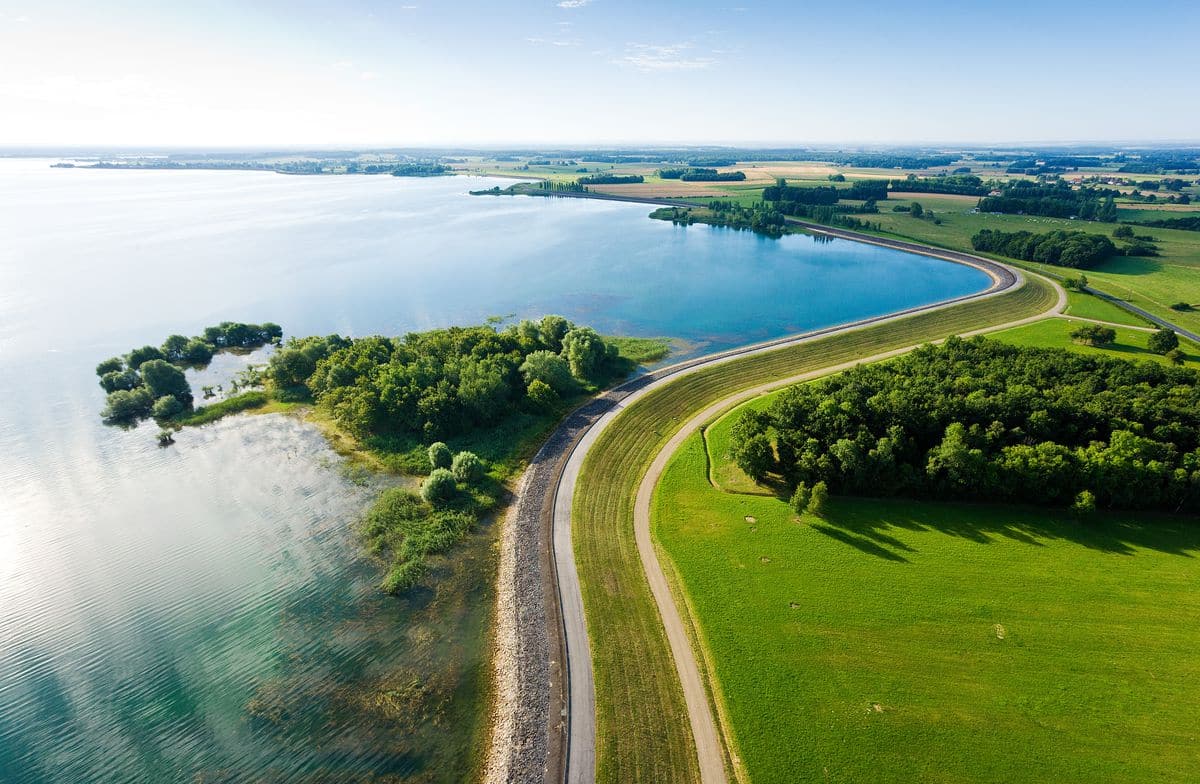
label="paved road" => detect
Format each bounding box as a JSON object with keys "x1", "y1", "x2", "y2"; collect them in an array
[
  {"x1": 529, "y1": 233, "x2": 1027, "y2": 784},
  {"x1": 1082, "y1": 286, "x2": 1200, "y2": 343}
]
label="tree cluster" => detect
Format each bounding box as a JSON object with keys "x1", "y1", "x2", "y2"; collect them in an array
[
  {"x1": 730, "y1": 338, "x2": 1200, "y2": 512},
  {"x1": 888, "y1": 174, "x2": 990, "y2": 196},
  {"x1": 265, "y1": 316, "x2": 624, "y2": 440},
  {"x1": 971, "y1": 229, "x2": 1116, "y2": 269},
  {"x1": 576, "y1": 174, "x2": 644, "y2": 185},
  {"x1": 977, "y1": 181, "x2": 1118, "y2": 221}
]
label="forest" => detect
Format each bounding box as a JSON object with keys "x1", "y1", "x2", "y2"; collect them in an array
[
  {"x1": 888, "y1": 174, "x2": 990, "y2": 196},
  {"x1": 730, "y1": 338, "x2": 1200, "y2": 513},
  {"x1": 577, "y1": 173, "x2": 644, "y2": 185}
]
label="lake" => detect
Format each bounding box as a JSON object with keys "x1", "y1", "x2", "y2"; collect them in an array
[{"x1": 0, "y1": 160, "x2": 989, "y2": 782}]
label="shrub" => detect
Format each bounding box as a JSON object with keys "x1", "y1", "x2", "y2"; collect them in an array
[
  {"x1": 527, "y1": 379, "x2": 558, "y2": 410},
  {"x1": 99, "y1": 368, "x2": 141, "y2": 394},
  {"x1": 807, "y1": 481, "x2": 829, "y2": 516},
  {"x1": 789, "y1": 483, "x2": 811, "y2": 514},
  {"x1": 1147, "y1": 329, "x2": 1179, "y2": 355},
  {"x1": 96, "y1": 357, "x2": 123, "y2": 376},
  {"x1": 427, "y1": 441, "x2": 452, "y2": 471},
  {"x1": 421, "y1": 468, "x2": 457, "y2": 504},
  {"x1": 451, "y1": 451, "x2": 484, "y2": 484},
  {"x1": 139, "y1": 359, "x2": 192, "y2": 403},
  {"x1": 520, "y1": 350, "x2": 575, "y2": 392},
  {"x1": 127, "y1": 345, "x2": 166, "y2": 369},
  {"x1": 1166, "y1": 348, "x2": 1185, "y2": 366},
  {"x1": 152, "y1": 394, "x2": 185, "y2": 419},
  {"x1": 102, "y1": 387, "x2": 154, "y2": 422},
  {"x1": 1072, "y1": 489, "x2": 1097, "y2": 516},
  {"x1": 1113, "y1": 225, "x2": 1135, "y2": 238},
  {"x1": 182, "y1": 338, "x2": 215, "y2": 365},
  {"x1": 1170, "y1": 302, "x2": 1194, "y2": 312}
]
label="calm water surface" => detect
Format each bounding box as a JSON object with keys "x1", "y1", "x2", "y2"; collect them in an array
[{"x1": 0, "y1": 160, "x2": 988, "y2": 782}]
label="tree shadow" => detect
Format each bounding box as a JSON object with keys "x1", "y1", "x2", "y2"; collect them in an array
[
  {"x1": 815, "y1": 496, "x2": 1200, "y2": 560},
  {"x1": 810, "y1": 524, "x2": 911, "y2": 563}
]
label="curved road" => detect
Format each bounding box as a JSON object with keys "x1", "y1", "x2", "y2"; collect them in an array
[{"x1": 535, "y1": 233, "x2": 1036, "y2": 784}]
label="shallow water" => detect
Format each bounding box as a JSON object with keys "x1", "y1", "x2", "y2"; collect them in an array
[{"x1": 0, "y1": 160, "x2": 989, "y2": 782}]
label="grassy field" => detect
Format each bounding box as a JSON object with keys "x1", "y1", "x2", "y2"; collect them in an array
[
  {"x1": 572, "y1": 277, "x2": 1058, "y2": 782},
  {"x1": 654, "y1": 432, "x2": 1200, "y2": 783},
  {"x1": 1063, "y1": 290, "x2": 1149, "y2": 326},
  {"x1": 992, "y1": 317, "x2": 1200, "y2": 370}
]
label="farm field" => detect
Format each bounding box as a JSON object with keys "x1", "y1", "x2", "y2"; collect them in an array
[
  {"x1": 571, "y1": 277, "x2": 1058, "y2": 782},
  {"x1": 654, "y1": 431, "x2": 1200, "y2": 784},
  {"x1": 991, "y1": 317, "x2": 1200, "y2": 369}
]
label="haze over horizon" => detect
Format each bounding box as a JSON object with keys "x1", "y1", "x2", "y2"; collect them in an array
[{"x1": 2, "y1": 0, "x2": 1198, "y2": 148}]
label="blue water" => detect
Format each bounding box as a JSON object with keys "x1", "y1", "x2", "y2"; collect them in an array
[{"x1": 0, "y1": 159, "x2": 988, "y2": 783}]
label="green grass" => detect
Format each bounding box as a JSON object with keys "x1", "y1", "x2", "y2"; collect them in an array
[
  {"x1": 604, "y1": 335, "x2": 673, "y2": 365},
  {"x1": 1063, "y1": 290, "x2": 1150, "y2": 326},
  {"x1": 991, "y1": 318, "x2": 1200, "y2": 370},
  {"x1": 174, "y1": 390, "x2": 269, "y2": 425},
  {"x1": 573, "y1": 277, "x2": 1058, "y2": 783},
  {"x1": 654, "y1": 431, "x2": 1200, "y2": 783}
]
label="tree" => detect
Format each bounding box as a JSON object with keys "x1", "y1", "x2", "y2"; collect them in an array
[
  {"x1": 1070, "y1": 324, "x2": 1116, "y2": 347},
  {"x1": 451, "y1": 451, "x2": 484, "y2": 483},
  {"x1": 102, "y1": 387, "x2": 154, "y2": 422},
  {"x1": 561, "y1": 327, "x2": 608, "y2": 380},
  {"x1": 520, "y1": 350, "x2": 575, "y2": 393},
  {"x1": 1113, "y1": 225, "x2": 1134, "y2": 238},
  {"x1": 152, "y1": 394, "x2": 185, "y2": 419},
  {"x1": 458, "y1": 356, "x2": 509, "y2": 422},
  {"x1": 161, "y1": 334, "x2": 190, "y2": 362},
  {"x1": 182, "y1": 338, "x2": 214, "y2": 365},
  {"x1": 421, "y1": 468, "x2": 457, "y2": 505},
  {"x1": 96, "y1": 357, "x2": 123, "y2": 376},
  {"x1": 127, "y1": 345, "x2": 166, "y2": 369},
  {"x1": 790, "y1": 482, "x2": 811, "y2": 514},
  {"x1": 527, "y1": 379, "x2": 558, "y2": 409},
  {"x1": 1166, "y1": 348, "x2": 1185, "y2": 366},
  {"x1": 1071, "y1": 489, "x2": 1097, "y2": 516},
  {"x1": 909, "y1": 201, "x2": 924, "y2": 218},
  {"x1": 427, "y1": 441, "x2": 452, "y2": 470},
  {"x1": 1148, "y1": 328, "x2": 1179, "y2": 354},
  {"x1": 807, "y1": 481, "x2": 829, "y2": 516},
  {"x1": 99, "y1": 368, "x2": 141, "y2": 394},
  {"x1": 733, "y1": 432, "x2": 774, "y2": 481},
  {"x1": 139, "y1": 359, "x2": 192, "y2": 404},
  {"x1": 539, "y1": 315, "x2": 571, "y2": 351}
]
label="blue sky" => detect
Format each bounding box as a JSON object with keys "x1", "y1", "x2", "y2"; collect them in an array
[{"x1": 2, "y1": 0, "x2": 1197, "y2": 147}]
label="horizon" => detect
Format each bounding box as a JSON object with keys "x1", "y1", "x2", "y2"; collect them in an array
[{"x1": 2, "y1": 0, "x2": 1197, "y2": 147}]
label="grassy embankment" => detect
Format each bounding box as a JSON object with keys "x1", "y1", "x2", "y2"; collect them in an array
[
  {"x1": 572, "y1": 277, "x2": 1058, "y2": 783},
  {"x1": 654, "y1": 430, "x2": 1200, "y2": 783}
]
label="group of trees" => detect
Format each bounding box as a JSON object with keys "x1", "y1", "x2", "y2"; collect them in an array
[
  {"x1": 577, "y1": 174, "x2": 644, "y2": 185},
  {"x1": 730, "y1": 337, "x2": 1200, "y2": 512},
  {"x1": 977, "y1": 181, "x2": 1119, "y2": 221},
  {"x1": 390, "y1": 163, "x2": 450, "y2": 177},
  {"x1": 658, "y1": 167, "x2": 746, "y2": 182},
  {"x1": 971, "y1": 229, "x2": 1117, "y2": 269},
  {"x1": 96, "y1": 321, "x2": 282, "y2": 424},
  {"x1": 888, "y1": 174, "x2": 990, "y2": 196},
  {"x1": 265, "y1": 316, "x2": 625, "y2": 441}
]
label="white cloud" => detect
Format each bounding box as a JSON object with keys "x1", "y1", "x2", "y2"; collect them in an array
[
  {"x1": 359, "y1": 71, "x2": 380, "y2": 80},
  {"x1": 557, "y1": 0, "x2": 591, "y2": 8},
  {"x1": 613, "y1": 43, "x2": 715, "y2": 72}
]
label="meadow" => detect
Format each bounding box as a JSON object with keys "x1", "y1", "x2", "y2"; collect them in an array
[
  {"x1": 654, "y1": 431, "x2": 1200, "y2": 783},
  {"x1": 571, "y1": 278, "x2": 1058, "y2": 782}
]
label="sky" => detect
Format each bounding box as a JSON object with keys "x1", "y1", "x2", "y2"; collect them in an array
[{"x1": 1, "y1": 0, "x2": 1198, "y2": 148}]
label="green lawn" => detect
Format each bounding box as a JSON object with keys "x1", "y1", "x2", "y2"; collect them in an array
[
  {"x1": 1063, "y1": 290, "x2": 1150, "y2": 326},
  {"x1": 654, "y1": 431, "x2": 1200, "y2": 784},
  {"x1": 991, "y1": 318, "x2": 1200, "y2": 370},
  {"x1": 573, "y1": 278, "x2": 1058, "y2": 782}
]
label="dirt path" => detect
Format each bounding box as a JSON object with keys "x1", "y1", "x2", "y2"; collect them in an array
[{"x1": 629, "y1": 274, "x2": 1066, "y2": 784}]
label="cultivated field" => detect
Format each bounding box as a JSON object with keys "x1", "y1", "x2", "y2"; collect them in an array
[
  {"x1": 654, "y1": 431, "x2": 1200, "y2": 783},
  {"x1": 572, "y1": 277, "x2": 1058, "y2": 782}
]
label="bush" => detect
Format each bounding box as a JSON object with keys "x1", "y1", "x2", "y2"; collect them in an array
[
  {"x1": 1148, "y1": 329, "x2": 1179, "y2": 354},
  {"x1": 421, "y1": 468, "x2": 457, "y2": 504},
  {"x1": 1170, "y1": 302, "x2": 1194, "y2": 312},
  {"x1": 789, "y1": 483, "x2": 811, "y2": 514},
  {"x1": 139, "y1": 359, "x2": 193, "y2": 403},
  {"x1": 1166, "y1": 348, "x2": 1185, "y2": 366},
  {"x1": 520, "y1": 350, "x2": 575, "y2": 393},
  {"x1": 102, "y1": 387, "x2": 154, "y2": 422},
  {"x1": 427, "y1": 441, "x2": 452, "y2": 470},
  {"x1": 152, "y1": 394, "x2": 185, "y2": 419},
  {"x1": 1071, "y1": 324, "x2": 1116, "y2": 346},
  {"x1": 96, "y1": 357, "x2": 123, "y2": 376},
  {"x1": 527, "y1": 379, "x2": 559, "y2": 409},
  {"x1": 1113, "y1": 225, "x2": 1135, "y2": 238},
  {"x1": 451, "y1": 451, "x2": 484, "y2": 484},
  {"x1": 807, "y1": 481, "x2": 829, "y2": 516},
  {"x1": 127, "y1": 345, "x2": 166, "y2": 369},
  {"x1": 182, "y1": 338, "x2": 215, "y2": 365},
  {"x1": 99, "y1": 368, "x2": 141, "y2": 394},
  {"x1": 1071, "y1": 489, "x2": 1097, "y2": 516}
]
